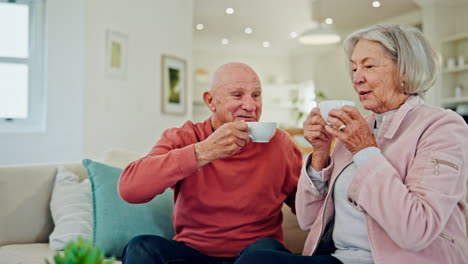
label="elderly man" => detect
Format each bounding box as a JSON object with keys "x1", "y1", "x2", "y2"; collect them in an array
[{"x1": 118, "y1": 62, "x2": 302, "y2": 264}]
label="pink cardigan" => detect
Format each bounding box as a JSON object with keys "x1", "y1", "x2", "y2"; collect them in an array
[{"x1": 296, "y1": 96, "x2": 468, "y2": 264}]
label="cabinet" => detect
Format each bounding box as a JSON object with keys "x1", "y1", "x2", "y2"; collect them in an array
[{"x1": 440, "y1": 32, "x2": 468, "y2": 107}]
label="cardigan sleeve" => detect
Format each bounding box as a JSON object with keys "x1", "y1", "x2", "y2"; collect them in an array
[
  {"x1": 347, "y1": 111, "x2": 468, "y2": 251},
  {"x1": 296, "y1": 153, "x2": 335, "y2": 231}
]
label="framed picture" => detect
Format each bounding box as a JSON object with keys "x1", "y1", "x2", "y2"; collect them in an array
[
  {"x1": 106, "y1": 30, "x2": 128, "y2": 79},
  {"x1": 161, "y1": 54, "x2": 187, "y2": 115}
]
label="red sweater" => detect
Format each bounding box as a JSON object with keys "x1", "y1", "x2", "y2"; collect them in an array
[{"x1": 118, "y1": 118, "x2": 302, "y2": 257}]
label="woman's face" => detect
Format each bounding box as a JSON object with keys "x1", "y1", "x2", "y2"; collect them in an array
[{"x1": 351, "y1": 39, "x2": 409, "y2": 113}]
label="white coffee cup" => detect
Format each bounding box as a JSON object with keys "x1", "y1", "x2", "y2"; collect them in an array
[
  {"x1": 319, "y1": 100, "x2": 356, "y2": 122},
  {"x1": 247, "y1": 122, "x2": 277, "y2": 143}
]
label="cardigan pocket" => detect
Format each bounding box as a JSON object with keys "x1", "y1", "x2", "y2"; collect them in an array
[
  {"x1": 428, "y1": 150, "x2": 460, "y2": 177},
  {"x1": 439, "y1": 232, "x2": 455, "y2": 244},
  {"x1": 431, "y1": 158, "x2": 459, "y2": 176}
]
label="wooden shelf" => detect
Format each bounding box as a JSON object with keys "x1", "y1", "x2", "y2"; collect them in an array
[
  {"x1": 442, "y1": 96, "x2": 468, "y2": 106},
  {"x1": 442, "y1": 32, "x2": 468, "y2": 43},
  {"x1": 443, "y1": 65, "x2": 468, "y2": 73}
]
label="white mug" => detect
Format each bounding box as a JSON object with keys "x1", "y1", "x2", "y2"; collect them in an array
[
  {"x1": 246, "y1": 122, "x2": 277, "y2": 143},
  {"x1": 319, "y1": 100, "x2": 356, "y2": 123},
  {"x1": 447, "y1": 57, "x2": 456, "y2": 69},
  {"x1": 458, "y1": 56, "x2": 465, "y2": 67}
]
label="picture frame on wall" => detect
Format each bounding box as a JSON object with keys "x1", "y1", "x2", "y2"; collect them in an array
[
  {"x1": 106, "y1": 30, "x2": 128, "y2": 79},
  {"x1": 161, "y1": 54, "x2": 187, "y2": 115}
]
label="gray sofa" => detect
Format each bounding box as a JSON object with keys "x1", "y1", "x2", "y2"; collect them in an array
[{"x1": 0, "y1": 150, "x2": 308, "y2": 264}]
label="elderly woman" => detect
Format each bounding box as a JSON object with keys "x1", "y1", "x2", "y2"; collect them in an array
[{"x1": 236, "y1": 24, "x2": 468, "y2": 264}]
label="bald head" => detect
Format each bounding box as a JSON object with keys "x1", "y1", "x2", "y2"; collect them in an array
[
  {"x1": 210, "y1": 62, "x2": 261, "y2": 94},
  {"x1": 203, "y1": 62, "x2": 263, "y2": 129}
]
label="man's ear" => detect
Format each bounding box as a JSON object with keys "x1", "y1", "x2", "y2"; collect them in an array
[{"x1": 203, "y1": 91, "x2": 215, "y2": 112}]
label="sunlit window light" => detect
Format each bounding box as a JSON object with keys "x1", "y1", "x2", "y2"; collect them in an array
[{"x1": 0, "y1": 3, "x2": 29, "y2": 58}]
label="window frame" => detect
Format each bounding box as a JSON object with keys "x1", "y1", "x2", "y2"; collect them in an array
[{"x1": 0, "y1": 0, "x2": 46, "y2": 133}]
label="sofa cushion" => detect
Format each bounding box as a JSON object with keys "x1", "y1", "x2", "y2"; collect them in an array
[
  {"x1": 103, "y1": 149, "x2": 143, "y2": 168},
  {"x1": 83, "y1": 159, "x2": 174, "y2": 259},
  {"x1": 0, "y1": 243, "x2": 56, "y2": 264},
  {"x1": 281, "y1": 205, "x2": 308, "y2": 254},
  {"x1": 0, "y1": 163, "x2": 87, "y2": 247},
  {"x1": 49, "y1": 167, "x2": 93, "y2": 250},
  {"x1": 0, "y1": 243, "x2": 122, "y2": 264}
]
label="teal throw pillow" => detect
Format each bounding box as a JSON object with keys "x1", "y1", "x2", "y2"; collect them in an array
[{"x1": 82, "y1": 159, "x2": 174, "y2": 259}]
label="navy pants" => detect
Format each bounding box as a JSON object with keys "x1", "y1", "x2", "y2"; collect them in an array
[
  {"x1": 236, "y1": 250, "x2": 343, "y2": 264},
  {"x1": 121, "y1": 235, "x2": 291, "y2": 264}
]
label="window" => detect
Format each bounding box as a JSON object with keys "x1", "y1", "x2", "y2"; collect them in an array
[{"x1": 0, "y1": 0, "x2": 45, "y2": 132}]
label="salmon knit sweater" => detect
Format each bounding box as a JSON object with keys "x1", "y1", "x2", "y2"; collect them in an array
[{"x1": 118, "y1": 118, "x2": 303, "y2": 257}]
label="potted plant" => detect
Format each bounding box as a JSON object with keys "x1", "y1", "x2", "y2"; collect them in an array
[
  {"x1": 46, "y1": 237, "x2": 115, "y2": 264},
  {"x1": 290, "y1": 87, "x2": 327, "y2": 127}
]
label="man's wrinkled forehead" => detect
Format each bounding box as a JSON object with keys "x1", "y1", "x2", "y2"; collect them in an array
[
  {"x1": 214, "y1": 80, "x2": 261, "y2": 91},
  {"x1": 211, "y1": 63, "x2": 261, "y2": 91}
]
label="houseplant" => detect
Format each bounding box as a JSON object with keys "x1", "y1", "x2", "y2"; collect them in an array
[
  {"x1": 290, "y1": 87, "x2": 327, "y2": 127},
  {"x1": 46, "y1": 237, "x2": 115, "y2": 264}
]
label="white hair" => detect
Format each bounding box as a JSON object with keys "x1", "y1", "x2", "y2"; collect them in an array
[{"x1": 343, "y1": 24, "x2": 441, "y2": 96}]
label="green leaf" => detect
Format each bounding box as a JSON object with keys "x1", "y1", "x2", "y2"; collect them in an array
[{"x1": 46, "y1": 236, "x2": 116, "y2": 264}]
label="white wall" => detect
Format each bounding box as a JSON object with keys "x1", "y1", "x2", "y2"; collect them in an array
[
  {"x1": 192, "y1": 49, "x2": 294, "y2": 125},
  {"x1": 0, "y1": 0, "x2": 193, "y2": 165},
  {"x1": 290, "y1": 45, "x2": 357, "y2": 102},
  {"x1": 0, "y1": 0, "x2": 84, "y2": 165},
  {"x1": 83, "y1": 0, "x2": 193, "y2": 159}
]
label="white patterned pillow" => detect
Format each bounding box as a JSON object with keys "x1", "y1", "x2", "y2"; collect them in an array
[{"x1": 49, "y1": 166, "x2": 93, "y2": 250}]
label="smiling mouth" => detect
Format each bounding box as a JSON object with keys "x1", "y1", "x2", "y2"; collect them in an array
[{"x1": 236, "y1": 116, "x2": 256, "y2": 121}]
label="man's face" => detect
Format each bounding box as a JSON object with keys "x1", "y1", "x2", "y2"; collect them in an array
[{"x1": 205, "y1": 65, "x2": 262, "y2": 129}]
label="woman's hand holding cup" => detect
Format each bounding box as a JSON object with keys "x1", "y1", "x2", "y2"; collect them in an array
[
  {"x1": 303, "y1": 108, "x2": 333, "y2": 151},
  {"x1": 303, "y1": 108, "x2": 334, "y2": 170},
  {"x1": 325, "y1": 105, "x2": 377, "y2": 155}
]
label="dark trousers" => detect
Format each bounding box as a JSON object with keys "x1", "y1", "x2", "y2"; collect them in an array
[
  {"x1": 121, "y1": 235, "x2": 291, "y2": 264},
  {"x1": 235, "y1": 250, "x2": 343, "y2": 264}
]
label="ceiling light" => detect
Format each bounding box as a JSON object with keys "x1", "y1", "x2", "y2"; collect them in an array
[
  {"x1": 195, "y1": 23, "x2": 204, "y2": 30},
  {"x1": 244, "y1": 27, "x2": 253, "y2": 34},
  {"x1": 299, "y1": 0, "x2": 341, "y2": 45},
  {"x1": 372, "y1": 1, "x2": 381, "y2": 7},
  {"x1": 221, "y1": 38, "x2": 229, "y2": 45},
  {"x1": 299, "y1": 24, "x2": 341, "y2": 45},
  {"x1": 290, "y1": 32, "x2": 298, "y2": 38},
  {"x1": 225, "y1": 7, "x2": 234, "y2": 14},
  {"x1": 262, "y1": 41, "x2": 270, "y2": 48},
  {"x1": 325, "y1": 18, "x2": 333, "y2": 25}
]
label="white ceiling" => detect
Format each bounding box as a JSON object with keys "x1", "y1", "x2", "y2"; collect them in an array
[{"x1": 193, "y1": 0, "x2": 420, "y2": 53}]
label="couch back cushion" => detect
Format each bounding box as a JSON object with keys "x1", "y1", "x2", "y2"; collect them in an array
[{"x1": 0, "y1": 163, "x2": 86, "y2": 246}]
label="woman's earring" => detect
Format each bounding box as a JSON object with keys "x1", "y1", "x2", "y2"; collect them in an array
[{"x1": 401, "y1": 81, "x2": 405, "y2": 88}]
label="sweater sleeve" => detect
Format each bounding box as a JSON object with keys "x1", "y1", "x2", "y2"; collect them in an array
[
  {"x1": 118, "y1": 126, "x2": 199, "y2": 204},
  {"x1": 282, "y1": 133, "x2": 304, "y2": 214}
]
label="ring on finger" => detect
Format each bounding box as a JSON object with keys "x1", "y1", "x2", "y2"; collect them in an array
[{"x1": 338, "y1": 124, "x2": 346, "y2": 131}]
